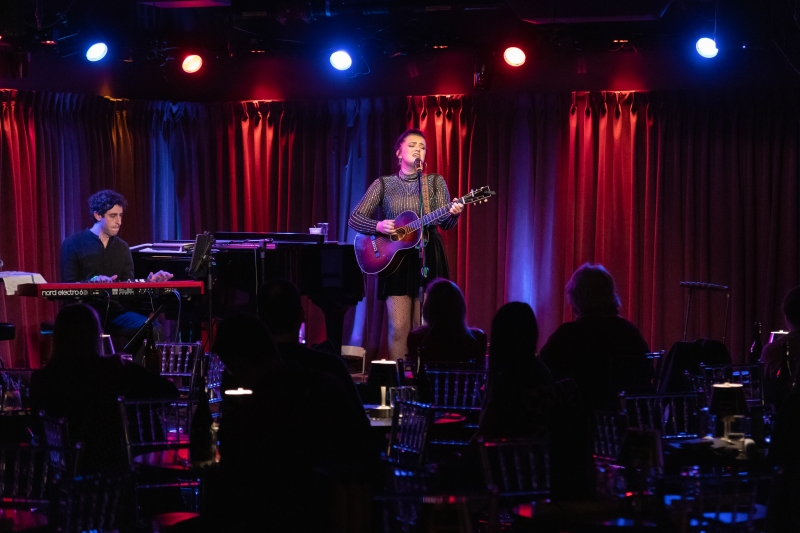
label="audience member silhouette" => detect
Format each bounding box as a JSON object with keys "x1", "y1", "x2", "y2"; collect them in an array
[
  {"x1": 204, "y1": 312, "x2": 378, "y2": 532},
  {"x1": 767, "y1": 379, "x2": 800, "y2": 532},
  {"x1": 478, "y1": 302, "x2": 554, "y2": 439},
  {"x1": 540, "y1": 263, "x2": 652, "y2": 411},
  {"x1": 29, "y1": 303, "x2": 177, "y2": 474},
  {"x1": 477, "y1": 302, "x2": 594, "y2": 500},
  {"x1": 406, "y1": 278, "x2": 487, "y2": 367},
  {"x1": 257, "y1": 277, "x2": 364, "y2": 411},
  {"x1": 760, "y1": 284, "x2": 800, "y2": 379}
]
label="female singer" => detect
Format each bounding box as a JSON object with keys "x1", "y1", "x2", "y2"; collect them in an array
[{"x1": 349, "y1": 128, "x2": 463, "y2": 360}]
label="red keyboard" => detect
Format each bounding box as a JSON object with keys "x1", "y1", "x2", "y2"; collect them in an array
[{"x1": 18, "y1": 281, "x2": 205, "y2": 299}]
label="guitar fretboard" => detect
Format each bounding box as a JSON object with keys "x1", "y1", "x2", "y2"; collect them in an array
[{"x1": 399, "y1": 201, "x2": 460, "y2": 233}]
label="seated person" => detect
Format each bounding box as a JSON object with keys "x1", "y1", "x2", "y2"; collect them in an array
[
  {"x1": 478, "y1": 302, "x2": 556, "y2": 440},
  {"x1": 257, "y1": 278, "x2": 363, "y2": 411},
  {"x1": 477, "y1": 302, "x2": 594, "y2": 500},
  {"x1": 540, "y1": 263, "x2": 652, "y2": 411},
  {"x1": 30, "y1": 304, "x2": 178, "y2": 474},
  {"x1": 204, "y1": 312, "x2": 379, "y2": 531},
  {"x1": 767, "y1": 382, "x2": 800, "y2": 531},
  {"x1": 760, "y1": 285, "x2": 800, "y2": 379},
  {"x1": 60, "y1": 189, "x2": 172, "y2": 338},
  {"x1": 406, "y1": 278, "x2": 487, "y2": 366}
]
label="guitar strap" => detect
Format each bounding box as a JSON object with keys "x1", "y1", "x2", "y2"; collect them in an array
[{"x1": 421, "y1": 173, "x2": 432, "y2": 216}]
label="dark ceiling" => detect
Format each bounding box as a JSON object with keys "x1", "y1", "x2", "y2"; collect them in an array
[
  {"x1": 1, "y1": 0, "x2": 798, "y2": 99},
  {"x1": 0, "y1": 1, "x2": 789, "y2": 64}
]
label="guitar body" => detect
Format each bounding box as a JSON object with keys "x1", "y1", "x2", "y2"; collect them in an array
[
  {"x1": 353, "y1": 210, "x2": 422, "y2": 276},
  {"x1": 353, "y1": 185, "x2": 496, "y2": 276}
]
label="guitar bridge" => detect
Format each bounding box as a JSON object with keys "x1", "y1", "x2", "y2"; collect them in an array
[{"x1": 370, "y1": 235, "x2": 380, "y2": 258}]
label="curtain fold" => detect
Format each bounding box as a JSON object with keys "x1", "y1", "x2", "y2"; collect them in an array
[{"x1": 1, "y1": 88, "x2": 798, "y2": 367}]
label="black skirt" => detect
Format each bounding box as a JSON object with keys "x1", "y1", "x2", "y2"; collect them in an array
[{"x1": 378, "y1": 227, "x2": 449, "y2": 300}]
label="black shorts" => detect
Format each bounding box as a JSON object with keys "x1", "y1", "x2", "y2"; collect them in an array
[{"x1": 377, "y1": 227, "x2": 449, "y2": 300}]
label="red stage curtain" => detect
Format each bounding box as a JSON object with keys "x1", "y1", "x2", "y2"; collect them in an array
[{"x1": 1, "y1": 89, "x2": 798, "y2": 366}]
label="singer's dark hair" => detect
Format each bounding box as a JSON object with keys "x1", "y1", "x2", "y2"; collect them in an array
[{"x1": 394, "y1": 128, "x2": 426, "y2": 168}]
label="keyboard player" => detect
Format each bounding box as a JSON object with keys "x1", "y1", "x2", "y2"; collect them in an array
[{"x1": 60, "y1": 190, "x2": 173, "y2": 337}]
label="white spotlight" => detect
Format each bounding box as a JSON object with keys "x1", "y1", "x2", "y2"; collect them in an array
[
  {"x1": 503, "y1": 47, "x2": 526, "y2": 67},
  {"x1": 696, "y1": 37, "x2": 718, "y2": 58},
  {"x1": 86, "y1": 43, "x2": 108, "y2": 62},
  {"x1": 330, "y1": 50, "x2": 352, "y2": 70},
  {"x1": 182, "y1": 55, "x2": 203, "y2": 73}
]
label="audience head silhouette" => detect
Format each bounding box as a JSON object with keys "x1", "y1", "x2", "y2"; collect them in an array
[
  {"x1": 257, "y1": 278, "x2": 304, "y2": 340},
  {"x1": 784, "y1": 285, "x2": 800, "y2": 330},
  {"x1": 423, "y1": 278, "x2": 468, "y2": 332},
  {"x1": 566, "y1": 263, "x2": 621, "y2": 317},
  {"x1": 489, "y1": 301, "x2": 540, "y2": 369},
  {"x1": 213, "y1": 312, "x2": 279, "y2": 385},
  {"x1": 52, "y1": 303, "x2": 103, "y2": 362}
]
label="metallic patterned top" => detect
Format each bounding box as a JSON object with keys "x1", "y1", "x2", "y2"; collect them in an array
[{"x1": 348, "y1": 172, "x2": 459, "y2": 235}]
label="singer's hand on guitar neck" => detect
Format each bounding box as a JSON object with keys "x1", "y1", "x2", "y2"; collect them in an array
[
  {"x1": 376, "y1": 219, "x2": 396, "y2": 235},
  {"x1": 449, "y1": 199, "x2": 464, "y2": 216}
]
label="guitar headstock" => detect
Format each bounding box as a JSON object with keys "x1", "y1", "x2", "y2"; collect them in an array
[{"x1": 461, "y1": 186, "x2": 496, "y2": 205}]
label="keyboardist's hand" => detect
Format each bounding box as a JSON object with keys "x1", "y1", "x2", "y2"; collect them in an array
[
  {"x1": 147, "y1": 270, "x2": 174, "y2": 282},
  {"x1": 89, "y1": 275, "x2": 117, "y2": 283}
]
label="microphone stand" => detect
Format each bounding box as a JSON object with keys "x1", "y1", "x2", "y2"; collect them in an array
[
  {"x1": 415, "y1": 159, "x2": 427, "y2": 326},
  {"x1": 124, "y1": 304, "x2": 165, "y2": 355}
]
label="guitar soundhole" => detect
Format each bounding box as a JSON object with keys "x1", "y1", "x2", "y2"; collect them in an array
[{"x1": 392, "y1": 229, "x2": 406, "y2": 241}]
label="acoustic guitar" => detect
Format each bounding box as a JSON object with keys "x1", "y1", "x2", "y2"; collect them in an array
[{"x1": 354, "y1": 185, "x2": 496, "y2": 275}]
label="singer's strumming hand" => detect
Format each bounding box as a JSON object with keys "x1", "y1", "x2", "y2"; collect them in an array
[
  {"x1": 449, "y1": 199, "x2": 464, "y2": 216},
  {"x1": 376, "y1": 220, "x2": 396, "y2": 235}
]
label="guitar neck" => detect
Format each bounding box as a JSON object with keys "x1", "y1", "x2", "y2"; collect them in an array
[{"x1": 405, "y1": 202, "x2": 459, "y2": 232}]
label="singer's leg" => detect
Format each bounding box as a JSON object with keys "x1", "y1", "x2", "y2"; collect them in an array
[
  {"x1": 412, "y1": 297, "x2": 421, "y2": 330},
  {"x1": 386, "y1": 295, "x2": 414, "y2": 361}
]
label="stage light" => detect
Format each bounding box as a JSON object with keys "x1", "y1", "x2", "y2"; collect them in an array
[
  {"x1": 86, "y1": 42, "x2": 108, "y2": 62},
  {"x1": 503, "y1": 47, "x2": 526, "y2": 67},
  {"x1": 330, "y1": 50, "x2": 352, "y2": 70},
  {"x1": 695, "y1": 37, "x2": 718, "y2": 58},
  {"x1": 182, "y1": 54, "x2": 203, "y2": 73}
]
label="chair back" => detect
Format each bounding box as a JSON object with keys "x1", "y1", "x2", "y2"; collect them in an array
[
  {"x1": 386, "y1": 400, "x2": 433, "y2": 469},
  {"x1": 0, "y1": 445, "x2": 65, "y2": 509},
  {"x1": 478, "y1": 437, "x2": 550, "y2": 499},
  {"x1": 593, "y1": 410, "x2": 628, "y2": 461},
  {"x1": 206, "y1": 353, "x2": 224, "y2": 406},
  {"x1": 155, "y1": 342, "x2": 204, "y2": 397},
  {"x1": 39, "y1": 412, "x2": 84, "y2": 479},
  {"x1": 120, "y1": 397, "x2": 194, "y2": 452},
  {"x1": 55, "y1": 473, "x2": 130, "y2": 533},
  {"x1": 664, "y1": 471, "x2": 771, "y2": 532},
  {"x1": 479, "y1": 437, "x2": 550, "y2": 533},
  {"x1": 622, "y1": 392, "x2": 702, "y2": 438},
  {"x1": 424, "y1": 369, "x2": 486, "y2": 411}
]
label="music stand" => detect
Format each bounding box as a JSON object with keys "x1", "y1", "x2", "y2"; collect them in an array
[{"x1": 187, "y1": 232, "x2": 216, "y2": 348}]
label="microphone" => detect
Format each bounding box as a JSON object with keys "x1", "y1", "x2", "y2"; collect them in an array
[
  {"x1": 414, "y1": 158, "x2": 423, "y2": 176},
  {"x1": 679, "y1": 281, "x2": 729, "y2": 292}
]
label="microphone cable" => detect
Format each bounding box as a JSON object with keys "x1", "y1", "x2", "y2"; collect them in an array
[{"x1": 171, "y1": 289, "x2": 182, "y2": 343}]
